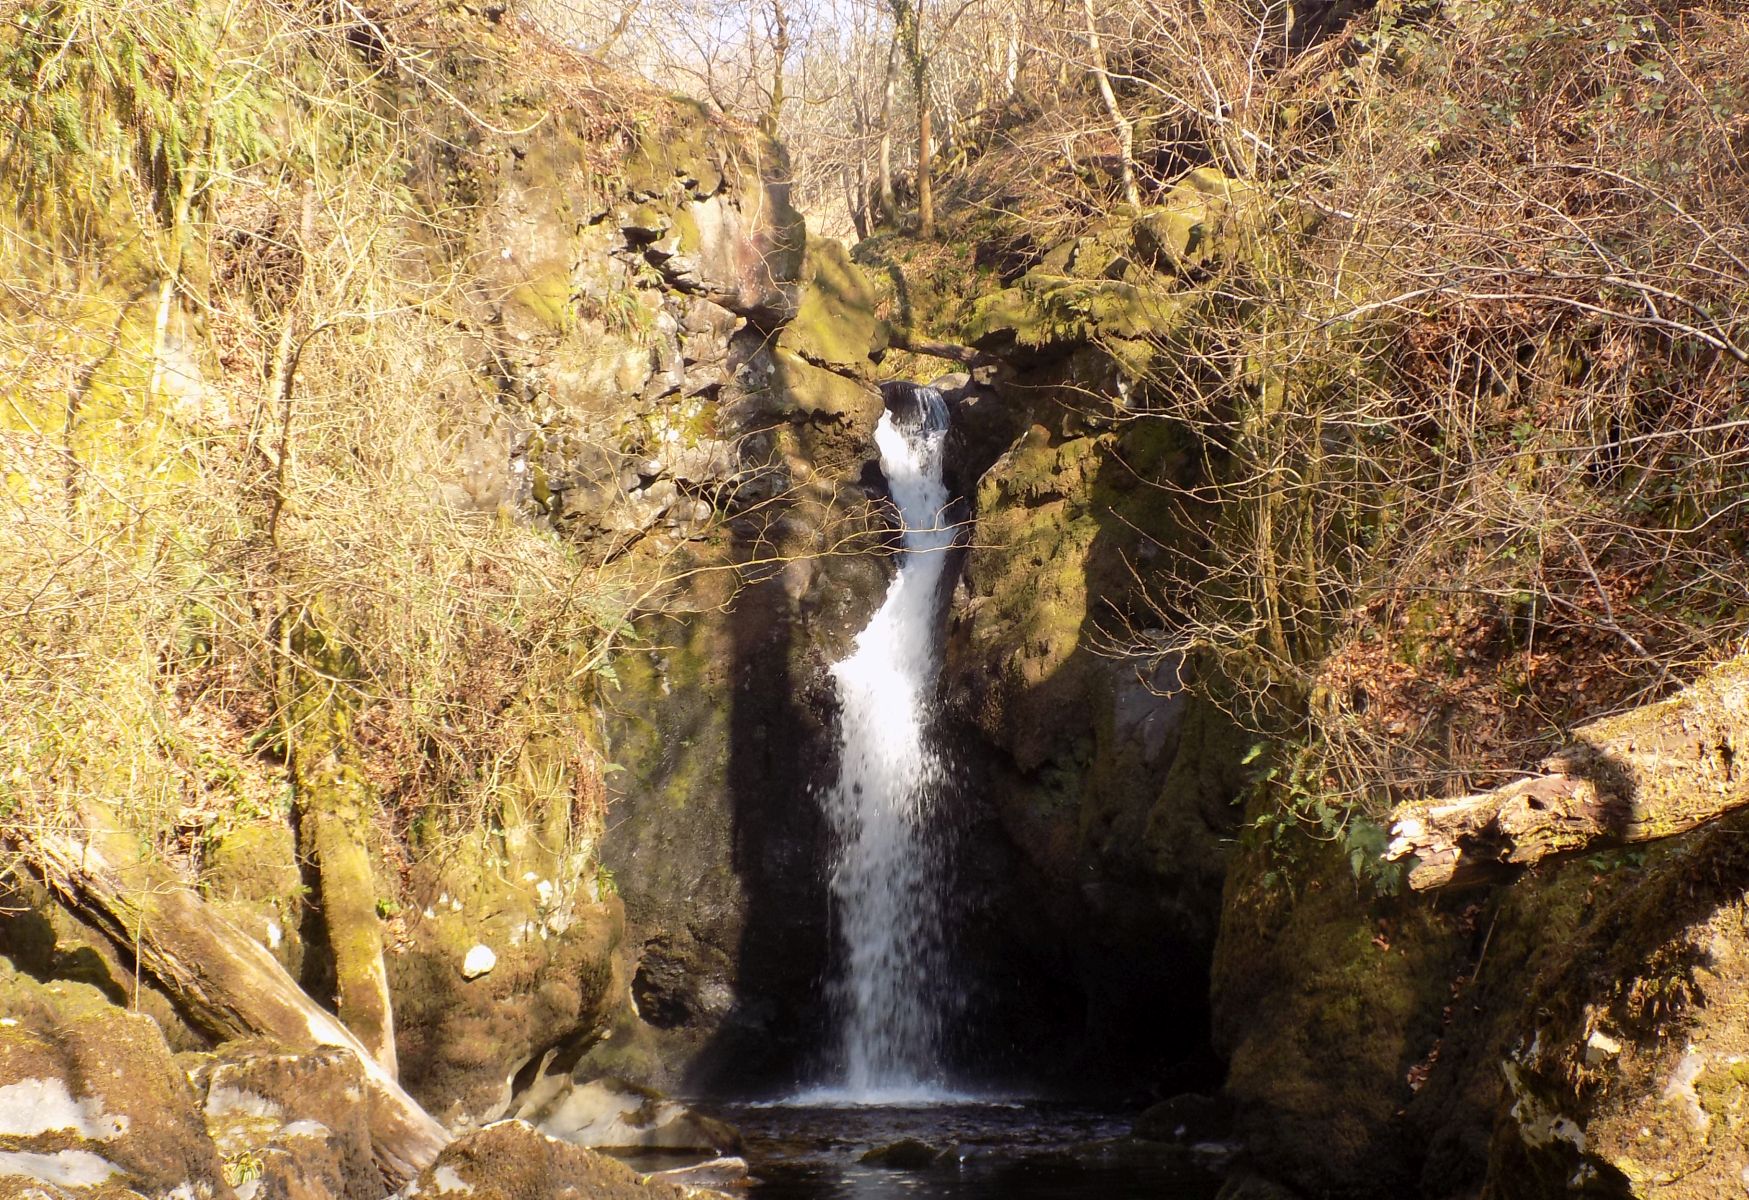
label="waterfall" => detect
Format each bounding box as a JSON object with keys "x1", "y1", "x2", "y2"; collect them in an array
[{"x1": 818, "y1": 384, "x2": 956, "y2": 1103}]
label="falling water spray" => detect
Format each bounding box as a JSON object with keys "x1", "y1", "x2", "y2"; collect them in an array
[{"x1": 818, "y1": 385, "x2": 956, "y2": 1102}]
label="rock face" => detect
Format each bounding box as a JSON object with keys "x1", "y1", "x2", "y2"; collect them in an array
[
  {"x1": 0, "y1": 967, "x2": 231, "y2": 1199},
  {"x1": 928, "y1": 373, "x2": 1247, "y2": 1084},
  {"x1": 567, "y1": 121, "x2": 895, "y2": 1097}
]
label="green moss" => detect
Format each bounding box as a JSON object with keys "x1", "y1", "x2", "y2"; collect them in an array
[
  {"x1": 624, "y1": 100, "x2": 725, "y2": 200},
  {"x1": 203, "y1": 821, "x2": 299, "y2": 905},
  {"x1": 672, "y1": 204, "x2": 702, "y2": 254},
  {"x1": 777, "y1": 239, "x2": 880, "y2": 368},
  {"x1": 964, "y1": 275, "x2": 1187, "y2": 351},
  {"x1": 769, "y1": 350, "x2": 879, "y2": 421},
  {"x1": 966, "y1": 430, "x2": 1112, "y2": 686},
  {"x1": 511, "y1": 272, "x2": 575, "y2": 333},
  {"x1": 609, "y1": 626, "x2": 725, "y2": 813}
]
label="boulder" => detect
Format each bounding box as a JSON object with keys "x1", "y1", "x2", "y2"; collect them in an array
[
  {"x1": 388, "y1": 834, "x2": 622, "y2": 1128},
  {"x1": 0, "y1": 964, "x2": 231, "y2": 1199},
  {"x1": 768, "y1": 350, "x2": 882, "y2": 422},
  {"x1": 644, "y1": 1157, "x2": 751, "y2": 1190},
  {"x1": 404, "y1": 1121, "x2": 699, "y2": 1200},
  {"x1": 190, "y1": 1041, "x2": 377, "y2": 1200},
  {"x1": 511, "y1": 1077, "x2": 741, "y2": 1155},
  {"x1": 858, "y1": 1139, "x2": 945, "y2": 1169},
  {"x1": 775, "y1": 239, "x2": 880, "y2": 369}
]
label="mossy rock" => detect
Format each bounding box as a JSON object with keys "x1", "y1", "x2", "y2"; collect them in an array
[
  {"x1": 0, "y1": 962, "x2": 230, "y2": 1196},
  {"x1": 509, "y1": 271, "x2": 576, "y2": 334},
  {"x1": 769, "y1": 350, "x2": 881, "y2": 423},
  {"x1": 776, "y1": 238, "x2": 880, "y2": 368},
  {"x1": 191, "y1": 1040, "x2": 377, "y2": 1200},
  {"x1": 963, "y1": 275, "x2": 1187, "y2": 351},
  {"x1": 623, "y1": 102, "x2": 724, "y2": 201},
  {"x1": 408, "y1": 1120, "x2": 691, "y2": 1200},
  {"x1": 1131, "y1": 166, "x2": 1260, "y2": 274},
  {"x1": 202, "y1": 818, "x2": 304, "y2": 975},
  {"x1": 1209, "y1": 815, "x2": 1466, "y2": 1198},
  {"x1": 1470, "y1": 815, "x2": 1749, "y2": 1197}
]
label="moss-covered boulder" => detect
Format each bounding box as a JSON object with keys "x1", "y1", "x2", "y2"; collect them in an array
[
  {"x1": 776, "y1": 238, "x2": 882, "y2": 369},
  {"x1": 405, "y1": 1120, "x2": 693, "y2": 1200},
  {"x1": 1209, "y1": 825, "x2": 1467, "y2": 1198},
  {"x1": 190, "y1": 1041, "x2": 377, "y2": 1200},
  {"x1": 0, "y1": 964, "x2": 231, "y2": 1199},
  {"x1": 1469, "y1": 816, "x2": 1749, "y2": 1198},
  {"x1": 769, "y1": 349, "x2": 883, "y2": 423},
  {"x1": 964, "y1": 274, "x2": 1189, "y2": 356},
  {"x1": 390, "y1": 829, "x2": 623, "y2": 1127},
  {"x1": 1131, "y1": 167, "x2": 1255, "y2": 274}
]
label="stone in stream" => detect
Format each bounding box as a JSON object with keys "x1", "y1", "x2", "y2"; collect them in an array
[
  {"x1": 858, "y1": 1138, "x2": 947, "y2": 1169},
  {"x1": 511, "y1": 1075, "x2": 742, "y2": 1155},
  {"x1": 1132, "y1": 1092, "x2": 1234, "y2": 1143},
  {"x1": 645, "y1": 1156, "x2": 752, "y2": 1190}
]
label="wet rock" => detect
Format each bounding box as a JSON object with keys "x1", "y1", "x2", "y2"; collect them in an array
[
  {"x1": 1133, "y1": 1093, "x2": 1233, "y2": 1143},
  {"x1": 404, "y1": 1120, "x2": 697, "y2": 1199},
  {"x1": 858, "y1": 1138, "x2": 945, "y2": 1169},
  {"x1": 0, "y1": 962, "x2": 230, "y2": 1198},
  {"x1": 511, "y1": 1077, "x2": 741, "y2": 1155},
  {"x1": 190, "y1": 1041, "x2": 376, "y2": 1200},
  {"x1": 460, "y1": 945, "x2": 496, "y2": 980},
  {"x1": 644, "y1": 1156, "x2": 751, "y2": 1190},
  {"x1": 1214, "y1": 1171, "x2": 1305, "y2": 1200}
]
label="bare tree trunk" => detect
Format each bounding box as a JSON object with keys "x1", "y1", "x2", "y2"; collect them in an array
[
  {"x1": 890, "y1": 0, "x2": 934, "y2": 237},
  {"x1": 887, "y1": 326, "x2": 982, "y2": 363},
  {"x1": 16, "y1": 811, "x2": 447, "y2": 1181},
  {"x1": 1004, "y1": 7, "x2": 1020, "y2": 97},
  {"x1": 762, "y1": 0, "x2": 789, "y2": 137},
  {"x1": 917, "y1": 90, "x2": 935, "y2": 236},
  {"x1": 878, "y1": 42, "x2": 898, "y2": 225},
  {"x1": 586, "y1": 0, "x2": 642, "y2": 56},
  {"x1": 1081, "y1": 0, "x2": 1139, "y2": 206},
  {"x1": 1386, "y1": 656, "x2": 1749, "y2": 889},
  {"x1": 844, "y1": 163, "x2": 869, "y2": 239}
]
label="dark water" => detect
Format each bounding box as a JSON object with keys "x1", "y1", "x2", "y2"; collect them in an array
[{"x1": 671, "y1": 1102, "x2": 1230, "y2": 1199}]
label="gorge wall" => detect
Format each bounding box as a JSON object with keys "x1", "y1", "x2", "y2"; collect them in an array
[{"x1": 6, "y1": 4, "x2": 1749, "y2": 1199}]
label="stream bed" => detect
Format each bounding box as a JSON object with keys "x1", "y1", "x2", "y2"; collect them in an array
[{"x1": 669, "y1": 1101, "x2": 1230, "y2": 1199}]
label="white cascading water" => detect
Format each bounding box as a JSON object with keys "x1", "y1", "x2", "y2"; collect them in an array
[{"x1": 819, "y1": 386, "x2": 956, "y2": 1102}]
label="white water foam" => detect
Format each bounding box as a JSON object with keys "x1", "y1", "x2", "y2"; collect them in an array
[{"x1": 817, "y1": 387, "x2": 957, "y2": 1102}]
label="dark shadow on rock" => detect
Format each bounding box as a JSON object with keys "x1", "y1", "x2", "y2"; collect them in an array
[
  {"x1": 926, "y1": 364, "x2": 1244, "y2": 1095},
  {"x1": 682, "y1": 549, "x2": 839, "y2": 1095}
]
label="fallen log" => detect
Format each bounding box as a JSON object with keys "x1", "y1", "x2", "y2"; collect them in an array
[
  {"x1": 886, "y1": 326, "x2": 986, "y2": 365},
  {"x1": 1385, "y1": 656, "x2": 1749, "y2": 890},
  {"x1": 15, "y1": 811, "x2": 448, "y2": 1182}
]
